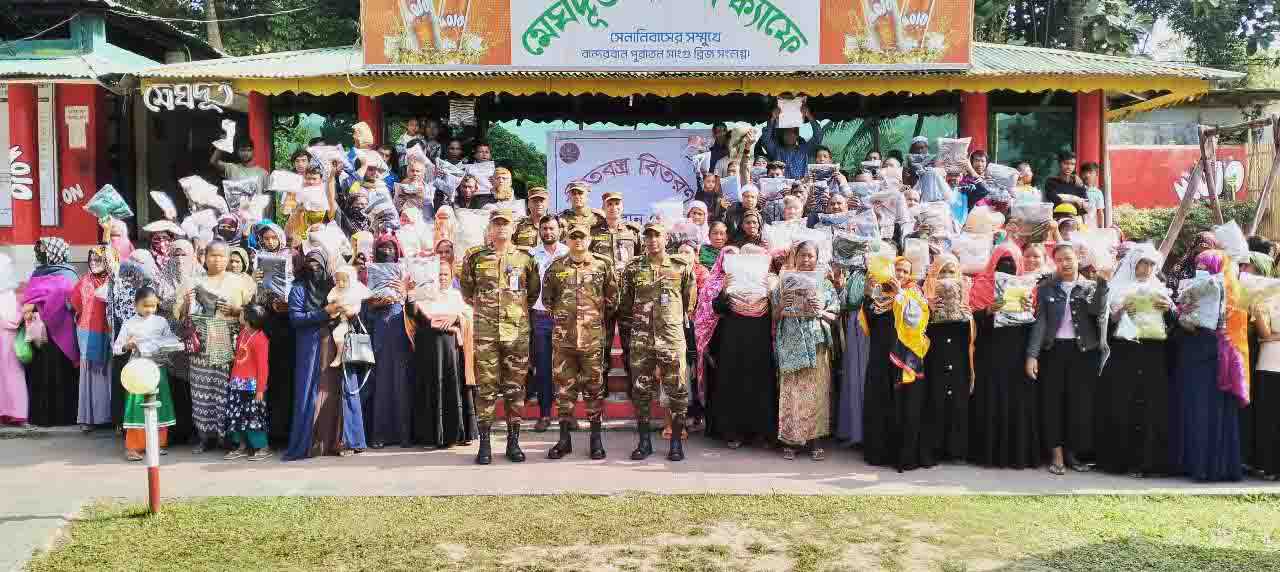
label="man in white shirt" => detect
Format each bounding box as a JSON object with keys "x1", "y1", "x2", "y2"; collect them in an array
[{"x1": 529, "y1": 215, "x2": 569, "y2": 432}]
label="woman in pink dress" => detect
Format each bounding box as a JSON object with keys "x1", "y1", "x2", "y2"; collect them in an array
[{"x1": 0, "y1": 254, "x2": 29, "y2": 426}]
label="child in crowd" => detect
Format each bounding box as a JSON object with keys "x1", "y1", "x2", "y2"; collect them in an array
[
  {"x1": 224, "y1": 303, "x2": 272, "y2": 461},
  {"x1": 327, "y1": 265, "x2": 371, "y2": 368},
  {"x1": 1081, "y1": 162, "x2": 1105, "y2": 227},
  {"x1": 113, "y1": 287, "x2": 177, "y2": 462}
]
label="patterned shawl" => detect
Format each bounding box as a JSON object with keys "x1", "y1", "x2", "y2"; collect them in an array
[
  {"x1": 1200, "y1": 250, "x2": 1250, "y2": 405},
  {"x1": 693, "y1": 246, "x2": 736, "y2": 389}
]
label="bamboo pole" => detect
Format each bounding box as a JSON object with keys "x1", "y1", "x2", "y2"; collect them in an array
[
  {"x1": 1247, "y1": 114, "x2": 1280, "y2": 237},
  {"x1": 1159, "y1": 163, "x2": 1205, "y2": 260},
  {"x1": 1199, "y1": 126, "x2": 1224, "y2": 225},
  {"x1": 1201, "y1": 116, "x2": 1276, "y2": 138}
]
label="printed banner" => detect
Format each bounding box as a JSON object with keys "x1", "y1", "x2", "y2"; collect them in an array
[
  {"x1": 546, "y1": 130, "x2": 709, "y2": 220},
  {"x1": 362, "y1": 0, "x2": 972, "y2": 69}
]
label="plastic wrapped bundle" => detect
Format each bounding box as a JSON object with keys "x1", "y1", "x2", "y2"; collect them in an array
[
  {"x1": 1114, "y1": 285, "x2": 1172, "y2": 341},
  {"x1": 181, "y1": 209, "x2": 219, "y2": 244},
  {"x1": 394, "y1": 182, "x2": 429, "y2": 213},
  {"x1": 765, "y1": 220, "x2": 804, "y2": 255},
  {"x1": 808, "y1": 163, "x2": 840, "y2": 183},
  {"x1": 1076, "y1": 228, "x2": 1121, "y2": 271},
  {"x1": 815, "y1": 209, "x2": 878, "y2": 238},
  {"x1": 1008, "y1": 202, "x2": 1053, "y2": 244},
  {"x1": 724, "y1": 252, "x2": 771, "y2": 305},
  {"x1": 84, "y1": 184, "x2": 134, "y2": 221},
  {"x1": 757, "y1": 177, "x2": 793, "y2": 200},
  {"x1": 453, "y1": 208, "x2": 489, "y2": 255},
  {"x1": 778, "y1": 270, "x2": 824, "y2": 318},
  {"x1": 366, "y1": 262, "x2": 404, "y2": 299},
  {"x1": 255, "y1": 252, "x2": 293, "y2": 301},
  {"x1": 222, "y1": 177, "x2": 261, "y2": 213},
  {"x1": 916, "y1": 201, "x2": 954, "y2": 237},
  {"x1": 915, "y1": 167, "x2": 950, "y2": 203},
  {"x1": 907, "y1": 153, "x2": 935, "y2": 180},
  {"x1": 953, "y1": 232, "x2": 993, "y2": 275},
  {"x1": 929, "y1": 278, "x2": 971, "y2": 323},
  {"x1": 870, "y1": 190, "x2": 904, "y2": 239},
  {"x1": 832, "y1": 231, "x2": 876, "y2": 268},
  {"x1": 150, "y1": 191, "x2": 178, "y2": 220},
  {"x1": 405, "y1": 255, "x2": 442, "y2": 301},
  {"x1": 937, "y1": 137, "x2": 971, "y2": 171},
  {"x1": 1177, "y1": 274, "x2": 1222, "y2": 331},
  {"x1": 1239, "y1": 273, "x2": 1280, "y2": 308},
  {"x1": 179, "y1": 175, "x2": 226, "y2": 213},
  {"x1": 963, "y1": 205, "x2": 1000, "y2": 235},
  {"x1": 465, "y1": 161, "x2": 495, "y2": 194},
  {"x1": 904, "y1": 238, "x2": 930, "y2": 280},
  {"x1": 269, "y1": 170, "x2": 304, "y2": 193},
  {"x1": 193, "y1": 282, "x2": 227, "y2": 316},
  {"x1": 307, "y1": 222, "x2": 351, "y2": 263},
  {"x1": 307, "y1": 144, "x2": 350, "y2": 178},
  {"x1": 985, "y1": 163, "x2": 1020, "y2": 195},
  {"x1": 366, "y1": 188, "x2": 399, "y2": 223},
  {"x1": 993, "y1": 272, "x2": 1037, "y2": 327},
  {"x1": 1213, "y1": 220, "x2": 1249, "y2": 259},
  {"x1": 793, "y1": 227, "x2": 834, "y2": 266}
]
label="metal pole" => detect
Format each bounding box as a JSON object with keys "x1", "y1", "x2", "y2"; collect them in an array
[{"x1": 143, "y1": 394, "x2": 161, "y2": 515}]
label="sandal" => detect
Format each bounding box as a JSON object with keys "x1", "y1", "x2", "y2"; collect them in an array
[
  {"x1": 248, "y1": 449, "x2": 274, "y2": 462},
  {"x1": 223, "y1": 448, "x2": 247, "y2": 461},
  {"x1": 727, "y1": 440, "x2": 742, "y2": 450},
  {"x1": 1048, "y1": 463, "x2": 1066, "y2": 476},
  {"x1": 782, "y1": 448, "x2": 796, "y2": 460},
  {"x1": 810, "y1": 448, "x2": 826, "y2": 462},
  {"x1": 339, "y1": 449, "x2": 355, "y2": 457},
  {"x1": 125, "y1": 451, "x2": 143, "y2": 462}
]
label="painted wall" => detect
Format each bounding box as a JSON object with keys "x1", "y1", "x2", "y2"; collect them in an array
[{"x1": 1108, "y1": 144, "x2": 1247, "y2": 208}]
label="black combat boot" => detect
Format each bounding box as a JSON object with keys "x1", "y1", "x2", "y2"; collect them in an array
[
  {"x1": 631, "y1": 421, "x2": 653, "y2": 460},
  {"x1": 667, "y1": 416, "x2": 685, "y2": 462},
  {"x1": 548, "y1": 420, "x2": 573, "y2": 459},
  {"x1": 475, "y1": 423, "x2": 492, "y2": 465},
  {"x1": 589, "y1": 420, "x2": 606, "y2": 460},
  {"x1": 505, "y1": 422, "x2": 526, "y2": 462}
]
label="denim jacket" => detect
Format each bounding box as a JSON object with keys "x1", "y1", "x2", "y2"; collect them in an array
[{"x1": 1027, "y1": 276, "x2": 1109, "y2": 359}]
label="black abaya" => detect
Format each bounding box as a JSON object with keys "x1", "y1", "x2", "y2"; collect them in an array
[
  {"x1": 1038, "y1": 343, "x2": 1100, "y2": 461},
  {"x1": 264, "y1": 307, "x2": 296, "y2": 444},
  {"x1": 23, "y1": 343, "x2": 78, "y2": 427},
  {"x1": 1250, "y1": 370, "x2": 1280, "y2": 476},
  {"x1": 862, "y1": 307, "x2": 932, "y2": 471},
  {"x1": 923, "y1": 320, "x2": 971, "y2": 462},
  {"x1": 1096, "y1": 339, "x2": 1173, "y2": 475},
  {"x1": 707, "y1": 303, "x2": 777, "y2": 443},
  {"x1": 413, "y1": 324, "x2": 477, "y2": 448},
  {"x1": 969, "y1": 315, "x2": 1041, "y2": 468}
]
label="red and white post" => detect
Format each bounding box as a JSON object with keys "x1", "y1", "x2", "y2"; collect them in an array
[{"x1": 142, "y1": 394, "x2": 161, "y2": 514}]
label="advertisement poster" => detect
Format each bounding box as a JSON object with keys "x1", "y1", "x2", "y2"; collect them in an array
[
  {"x1": 546, "y1": 130, "x2": 709, "y2": 219},
  {"x1": 362, "y1": 0, "x2": 972, "y2": 69}
]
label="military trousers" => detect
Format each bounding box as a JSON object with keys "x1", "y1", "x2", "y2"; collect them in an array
[
  {"x1": 553, "y1": 346, "x2": 605, "y2": 422},
  {"x1": 629, "y1": 346, "x2": 688, "y2": 423},
  {"x1": 474, "y1": 337, "x2": 529, "y2": 425}
]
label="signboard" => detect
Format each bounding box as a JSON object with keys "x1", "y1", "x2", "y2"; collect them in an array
[
  {"x1": 362, "y1": 0, "x2": 972, "y2": 70},
  {"x1": 37, "y1": 83, "x2": 58, "y2": 227},
  {"x1": 546, "y1": 129, "x2": 708, "y2": 219},
  {"x1": 64, "y1": 105, "x2": 89, "y2": 150},
  {"x1": 0, "y1": 84, "x2": 10, "y2": 227},
  {"x1": 143, "y1": 83, "x2": 234, "y2": 114}
]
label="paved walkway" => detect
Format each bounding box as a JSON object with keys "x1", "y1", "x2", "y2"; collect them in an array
[{"x1": 4, "y1": 428, "x2": 1280, "y2": 570}]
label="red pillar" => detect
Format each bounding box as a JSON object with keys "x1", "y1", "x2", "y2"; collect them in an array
[
  {"x1": 958, "y1": 92, "x2": 990, "y2": 153},
  {"x1": 1075, "y1": 90, "x2": 1104, "y2": 166},
  {"x1": 53, "y1": 84, "x2": 105, "y2": 245},
  {"x1": 1, "y1": 83, "x2": 39, "y2": 246},
  {"x1": 357, "y1": 95, "x2": 384, "y2": 144},
  {"x1": 247, "y1": 92, "x2": 272, "y2": 170}
]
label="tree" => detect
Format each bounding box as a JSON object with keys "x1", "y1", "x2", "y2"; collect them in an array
[
  {"x1": 1134, "y1": 0, "x2": 1277, "y2": 72},
  {"x1": 975, "y1": 0, "x2": 1153, "y2": 55},
  {"x1": 485, "y1": 124, "x2": 547, "y2": 188},
  {"x1": 119, "y1": 0, "x2": 359, "y2": 56}
]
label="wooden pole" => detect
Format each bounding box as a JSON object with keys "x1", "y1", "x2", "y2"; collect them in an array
[
  {"x1": 1199, "y1": 126, "x2": 1224, "y2": 225},
  {"x1": 1159, "y1": 163, "x2": 1205, "y2": 260},
  {"x1": 1247, "y1": 114, "x2": 1280, "y2": 237}
]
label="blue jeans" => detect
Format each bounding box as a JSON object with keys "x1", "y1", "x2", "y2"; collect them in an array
[{"x1": 530, "y1": 311, "x2": 555, "y2": 418}]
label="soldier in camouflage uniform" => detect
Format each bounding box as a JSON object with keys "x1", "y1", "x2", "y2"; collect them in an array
[
  {"x1": 541, "y1": 224, "x2": 618, "y2": 460},
  {"x1": 619, "y1": 222, "x2": 697, "y2": 462},
  {"x1": 590, "y1": 191, "x2": 642, "y2": 397},
  {"x1": 560, "y1": 181, "x2": 605, "y2": 231},
  {"x1": 459, "y1": 208, "x2": 542, "y2": 465},
  {"x1": 513, "y1": 187, "x2": 553, "y2": 248}
]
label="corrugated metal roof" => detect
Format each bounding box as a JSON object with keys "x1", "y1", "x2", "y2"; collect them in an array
[
  {"x1": 0, "y1": 53, "x2": 140, "y2": 79},
  {"x1": 136, "y1": 42, "x2": 1242, "y2": 81}
]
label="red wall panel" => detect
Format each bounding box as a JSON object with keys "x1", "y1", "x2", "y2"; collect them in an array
[{"x1": 1108, "y1": 145, "x2": 1247, "y2": 208}]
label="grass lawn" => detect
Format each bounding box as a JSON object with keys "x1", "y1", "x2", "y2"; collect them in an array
[{"x1": 27, "y1": 494, "x2": 1280, "y2": 572}]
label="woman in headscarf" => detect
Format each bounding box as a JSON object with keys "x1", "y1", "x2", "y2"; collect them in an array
[
  {"x1": 21, "y1": 237, "x2": 80, "y2": 427},
  {"x1": 731, "y1": 209, "x2": 767, "y2": 249},
  {"x1": 701, "y1": 246, "x2": 777, "y2": 448},
  {"x1": 69, "y1": 246, "x2": 117, "y2": 430},
  {"x1": 338, "y1": 188, "x2": 373, "y2": 236},
  {"x1": 283, "y1": 249, "x2": 368, "y2": 460},
  {"x1": 968, "y1": 241, "x2": 1041, "y2": 469},
  {"x1": 700, "y1": 222, "x2": 728, "y2": 270},
  {"x1": 106, "y1": 219, "x2": 134, "y2": 261},
  {"x1": 227, "y1": 247, "x2": 252, "y2": 276},
  {"x1": 361, "y1": 233, "x2": 416, "y2": 448},
  {"x1": 407, "y1": 259, "x2": 477, "y2": 448},
  {"x1": 1170, "y1": 249, "x2": 1245, "y2": 481},
  {"x1": 250, "y1": 222, "x2": 296, "y2": 445},
  {"x1": 921, "y1": 253, "x2": 974, "y2": 463},
  {"x1": 862, "y1": 256, "x2": 933, "y2": 472},
  {"x1": 834, "y1": 240, "x2": 872, "y2": 447},
  {"x1": 214, "y1": 213, "x2": 245, "y2": 248},
  {"x1": 1097, "y1": 243, "x2": 1175, "y2": 477},
  {"x1": 174, "y1": 239, "x2": 256, "y2": 453},
  {"x1": 0, "y1": 254, "x2": 29, "y2": 427},
  {"x1": 153, "y1": 237, "x2": 198, "y2": 442},
  {"x1": 1168, "y1": 232, "x2": 1220, "y2": 297},
  {"x1": 772, "y1": 241, "x2": 839, "y2": 461},
  {"x1": 685, "y1": 201, "x2": 711, "y2": 245},
  {"x1": 107, "y1": 252, "x2": 158, "y2": 429}
]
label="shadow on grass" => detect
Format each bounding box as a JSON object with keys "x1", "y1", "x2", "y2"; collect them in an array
[{"x1": 999, "y1": 536, "x2": 1280, "y2": 572}]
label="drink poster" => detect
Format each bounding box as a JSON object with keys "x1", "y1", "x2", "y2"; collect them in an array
[{"x1": 361, "y1": 0, "x2": 972, "y2": 69}]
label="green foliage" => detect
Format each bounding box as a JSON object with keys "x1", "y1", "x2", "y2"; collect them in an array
[
  {"x1": 1112, "y1": 200, "x2": 1257, "y2": 265},
  {"x1": 270, "y1": 112, "x2": 356, "y2": 169},
  {"x1": 485, "y1": 123, "x2": 547, "y2": 188},
  {"x1": 118, "y1": 0, "x2": 359, "y2": 56},
  {"x1": 974, "y1": 0, "x2": 1153, "y2": 53}
]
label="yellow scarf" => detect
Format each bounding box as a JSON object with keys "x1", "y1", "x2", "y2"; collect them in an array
[{"x1": 890, "y1": 286, "x2": 931, "y2": 385}]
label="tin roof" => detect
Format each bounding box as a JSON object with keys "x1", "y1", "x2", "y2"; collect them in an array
[{"x1": 0, "y1": 42, "x2": 159, "y2": 80}]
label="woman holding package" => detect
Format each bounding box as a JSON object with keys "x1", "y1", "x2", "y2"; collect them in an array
[
  {"x1": 772, "y1": 241, "x2": 838, "y2": 461},
  {"x1": 699, "y1": 246, "x2": 777, "y2": 448},
  {"x1": 362, "y1": 233, "x2": 417, "y2": 448},
  {"x1": 69, "y1": 246, "x2": 118, "y2": 430},
  {"x1": 1026, "y1": 243, "x2": 1109, "y2": 475},
  {"x1": 969, "y1": 241, "x2": 1041, "y2": 469},
  {"x1": 284, "y1": 249, "x2": 368, "y2": 460},
  {"x1": 251, "y1": 222, "x2": 297, "y2": 444},
  {"x1": 862, "y1": 257, "x2": 933, "y2": 472},
  {"x1": 1171, "y1": 249, "x2": 1245, "y2": 482},
  {"x1": 174, "y1": 239, "x2": 257, "y2": 453},
  {"x1": 407, "y1": 261, "x2": 477, "y2": 448},
  {"x1": 22, "y1": 237, "x2": 81, "y2": 427},
  {"x1": 731, "y1": 210, "x2": 768, "y2": 249},
  {"x1": 922, "y1": 253, "x2": 974, "y2": 462},
  {"x1": 0, "y1": 255, "x2": 29, "y2": 427},
  {"x1": 1096, "y1": 243, "x2": 1175, "y2": 477}
]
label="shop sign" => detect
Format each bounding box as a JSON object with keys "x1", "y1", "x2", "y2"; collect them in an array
[
  {"x1": 143, "y1": 83, "x2": 234, "y2": 113},
  {"x1": 362, "y1": 0, "x2": 972, "y2": 70}
]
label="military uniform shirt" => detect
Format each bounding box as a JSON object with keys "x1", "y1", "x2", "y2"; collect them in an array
[
  {"x1": 459, "y1": 244, "x2": 541, "y2": 343},
  {"x1": 541, "y1": 253, "x2": 618, "y2": 352},
  {"x1": 619, "y1": 254, "x2": 696, "y2": 353},
  {"x1": 590, "y1": 221, "x2": 643, "y2": 268}
]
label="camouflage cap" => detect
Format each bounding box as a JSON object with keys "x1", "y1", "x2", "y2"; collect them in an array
[
  {"x1": 566, "y1": 181, "x2": 591, "y2": 194},
  {"x1": 566, "y1": 224, "x2": 592, "y2": 238},
  {"x1": 489, "y1": 207, "x2": 515, "y2": 223},
  {"x1": 642, "y1": 221, "x2": 667, "y2": 236},
  {"x1": 527, "y1": 186, "x2": 549, "y2": 199},
  {"x1": 601, "y1": 191, "x2": 623, "y2": 202}
]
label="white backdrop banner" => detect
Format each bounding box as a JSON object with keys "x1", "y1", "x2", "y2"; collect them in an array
[{"x1": 546, "y1": 129, "x2": 709, "y2": 221}]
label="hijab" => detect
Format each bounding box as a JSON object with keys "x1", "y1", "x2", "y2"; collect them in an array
[
  {"x1": 922, "y1": 253, "x2": 971, "y2": 318},
  {"x1": 33, "y1": 237, "x2": 77, "y2": 280},
  {"x1": 969, "y1": 241, "x2": 1024, "y2": 311},
  {"x1": 149, "y1": 230, "x2": 175, "y2": 266},
  {"x1": 374, "y1": 232, "x2": 404, "y2": 263},
  {"x1": 108, "y1": 219, "x2": 134, "y2": 261},
  {"x1": 299, "y1": 249, "x2": 335, "y2": 315},
  {"x1": 253, "y1": 222, "x2": 287, "y2": 254},
  {"x1": 228, "y1": 247, "x2": 252, "y2": 275},
  {"x1": 693, "y1": 246, "x2": 739, "y2": 389},
  {"x1": 1169, "y1": 232, "x2": 1220, "y2": 292},
  {"x1": 1248, "y1": 251, "x2": 1274, "y2": 278},
  {"x1": 215, "y1": 213, "x2": 244, "y2": 247}
]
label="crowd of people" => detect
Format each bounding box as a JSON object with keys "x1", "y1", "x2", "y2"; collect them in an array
[{"x1": 3, "y1": 107, "x2": 1279, "y2": 483}]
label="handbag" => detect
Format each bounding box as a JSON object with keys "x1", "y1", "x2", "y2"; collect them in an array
[
  {"x1": 14, "y1": 327, "x2": 33, "y2": 364},
  {"x1": 24, "y1": 312, "x2": 47, "y2": 347},
  {"x1": 342, "y1": 316, "x2": 376, "y2": 366}
]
